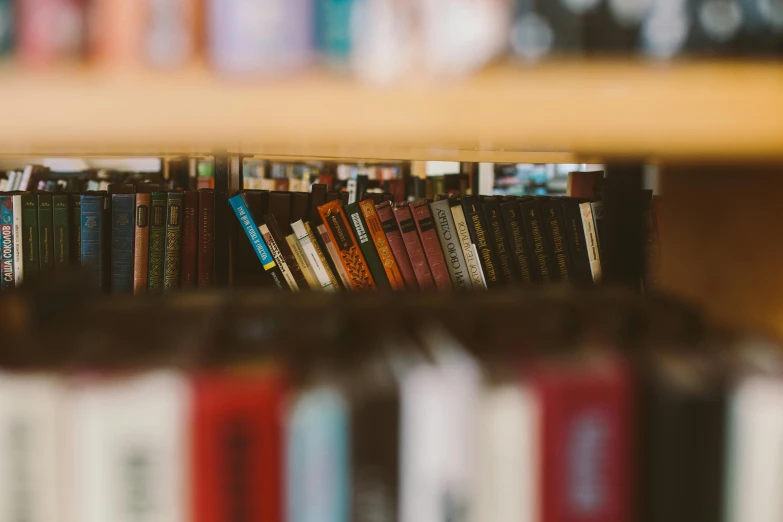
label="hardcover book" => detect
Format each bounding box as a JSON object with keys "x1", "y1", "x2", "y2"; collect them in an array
[
  {"x1": 449, "y1": 202, "x2": 486, "y2": 290},
  {"x1": 482, "y1": 197, "x2": 518, "y2": 285},
  {"x1": 392, "y1": 202, "x2": 434, "y2": 291},
  {"x1": 229, "y1": 194, "x2": 285, "y2": 290},
  {"x1": 264, "y1": 213, "x2": 308, "y2": 291},
  {"x1": 428, "y1": 199, "x2": 472, "y2": 290},
  {"x1": 180, "y1": 190, "x2": 198, "y2": 289},
  {"x1": 540, "y1": 199, "x2": 574, "y2": 283},
  {"x1": 0, "y1": 196, "x2": 15, "y2": 291},
  {"x1": 147, "y1": 192, "x2": 167, "y2": 294},
  {"x1": 580, "y1": 202, "x2": 602, "y2": 283},
  {"x1": 286, "y1": 233, "x2": 321, "y2": 290},
  {"x1": 345, "y1": 202, "x2": 391, "y2": 289},
  {"x1": 560, "y1": 198, "x2": 594, "y2": 286},
  {"x1": 12, "y1": 194, "x2": 22, "y2": 286},
  {"x1": 462, "y1": 196, "x2": 503, "y2": 288},
  {"x1": 163, "y1": 192, "x2": 184, "y2": 292},
  {"x1": 318, "y1": 200, "x2": 376, "y2": 290},
  {"x1": 358, "y1": 199, "x2": 406, "y2": 290},
  {"x1": 197, "y1": 189, "x2": 215, "y2": 287},
  {"x1": 375, "y1": 201, "x2": 418, "y2": 290},
  {"x1": 499, "y1": 200, "x2": 535, "y2": 284},
  {"x1": 520, "y1": 199, "x2": 556, "y2": 283},
  {"x1": 21, "y1": 194, "x2": 39, "y2": 280},
  {"x1": 37, "y1": 194, "x2": 54, "y2": 272},
  {"x1": 110, "y1": 193, "x2": 135, "y2": 294},
  {"x1": 291, "y1": 219, "x2": 337, "y2": 291},
  {"x1": 260, "y1": 222, "x2": 300, "y2": 292},
  {"x1": 317, "y1": 223, "x2": 354, "y2": 290},
  {"x1": 52, "y1": 194, "x2": 70, "y2": 271},
  {"x1": 410, "y1": 199, "x2": 452, "y2": 291},
  {"x1": 70, "y1": 194, "x2": 81, "y2": 265},
  {"x1": 133, "y1": 193, "x2": 151, "y2": 294},
  {"x1": 80, "y1": 194, "x2": 106, "y2": 291}
]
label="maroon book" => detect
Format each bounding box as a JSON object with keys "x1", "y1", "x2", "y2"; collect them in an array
[
  {"x1": 197, "y1": 189, "x2": 214, "y2": 287},
  {"x1": 181, "y1": 190, "x2": 198, "y2": 289},
  {"x1": 392, "y1": 203, "x2": 434, "y2": 291},
  {"x1": 375, "y1": 201, "x2": 418, "y2": 290},
  {"x1": 410, "y1": 199, "x2": 452, "y2": 291}
]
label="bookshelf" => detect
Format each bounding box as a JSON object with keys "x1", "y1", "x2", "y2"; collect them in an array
[{"x1": 0, "y1": 61, "x2": 781, "y2": 161}]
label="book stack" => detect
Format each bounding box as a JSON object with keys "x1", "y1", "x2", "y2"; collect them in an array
[
  {"x1": 0, "y1": 188, "x2": 215, "y2": 293},
  {"x1": 0, "y1": 287, "x2": 777, "y2": 522},
  {"x1": 231, "y1": 186, "x2": 616, "y2": 291}
]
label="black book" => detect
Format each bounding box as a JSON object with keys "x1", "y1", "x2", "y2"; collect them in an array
[
  {"x1": 500, "y1": 200, "x2": 536, "y2": 284},
  {"x1": 326, "y1": 191, "x2": 341, "y2": 203},
  {"x1": 461, "y1": 196, "x2": 503, "y2": 288},
  {"x1": 538, "y1": 198, "x2": 574, "y2": 283},
  {"x1": 583, "y1": 1, "x2": 648, "y2": 53},
  {"x1": 559, "y1": 198, "x2": 594, "y2": 286},
  {"x1": 268, "y1": 191, "x2": 293, "y2": 236},
  {"x1": 290, "y1": 192, "x2": 310, "y2": 224},
  {"x1": 519, "y1": 199, "x2": 556, "y2": 283},
  {"x1": 482, "y1": 196, "x2": 518, "y2": 285},
  {"x1": 37, "y1": 194, "x2": 54, "y2": 272}
]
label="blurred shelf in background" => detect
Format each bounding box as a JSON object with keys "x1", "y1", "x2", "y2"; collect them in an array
[{"x1": 1, "y1": 61, "x2": 782, "y2": 161}]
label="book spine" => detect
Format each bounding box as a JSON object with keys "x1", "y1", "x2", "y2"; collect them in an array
[
  {"x1": 80, "y1": 194, "x2": 105, "y2": 291},
  {"x1": 318, "y1": 200, "x2": 376, "y2": 290},
  {"x1": 197, "y1": 189, "x2": 215, "y2": 287},
  {"x1": 37, "y1": 194, "x2": 54, "y2": 272},
  {"x1": 345, "y1": 202, "x2": 391, "y2": 290},
  {"x1": 375, "y1": 202, "x2": 418, "y2": 290},
  {"x1": 483, "y1": 198, "x2": 518, "y2": 285},
  {"x1": 70, "y1": 194, "x2": 81, "y2": 265},
  {"x1": 450, "y1": 203, "x2": 486, "y2": 290},
  {"x1": 541, "y1": 200, "x2": 574, "y2": 283},
  {"x1": 0, "y1": 196, "x2": 13, "y2": 291},
  {"x1": 110, "y1": 193, "x2": 136, "y2": 294},
  {"x1": 21, "y1": 194, "x2": 39, "y2": 280},
  {"x1": 393, "y1": 203, "x2": 434, "y2": 291},
  {"x1": 591, "y1": 201, "x2": 606, "y2": 263},
  {"x1": 286, "y1": 233, "x2": 321, "y2": 290},
  {"x1": 500, "y1": 201, "x2": 536, "y2": 284},
  {"x1": 292, "y1": 220, "x2": 337, "y2": 291},
  {"x1": 163, "y1": 192, "x2": 184, "y2": 292},
  {"x1": 264, "y1": 214, "x2": 308, "y2": 291},
  {"x1": 133, "y1": 193, "x2": 151, "y2": 294},
  {"x1": 428, "y1": 200, "x2": 472, "y2": 290},
  {"x1": 305, "y1": 222, "x2": 341, "y2": 291},
  {"x1": 520, "y1": 201, "x2": 555, "y2": 284},
  {"x1": 147, "y1": 192, "x2": 167, "y2": 294},
  {"x1": 180, "y1": 190, "x2": 198, "y2": 289},
  {"x1": 260, "y1": 223, "x2": 300, "y2": 292},
  {"x1": 561, "y1": 199, "x2": 594, "y2": 286},
  {"x1": 580, "y1": 202, "x2": 602, "y2": 284},
  {"x1": 410, "y1": 199, "x2": 452, "y2": 291},
  {"x1": 228, "y1": 194, "x2": 284, "y2": 290},
  {"x1": 317, "y1": 223, "x2": 354, "y2": 290},
  {"x1": 12, "y1": 195, "x2": 22, "y2": 286},
  {"x1": 52, "y1": 194, "x2": 70, "y2": 272},
  {"x1": 358, "y1": 200, "x2": 406, "y2": 290},
  {"x1": 462, "y1": 196, "x2": 503, "y2": 288}
]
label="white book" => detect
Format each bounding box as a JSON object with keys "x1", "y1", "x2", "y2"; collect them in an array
[
  {"x1": 0, "y1": 179, "x2": 7, "y2": 192},
  {"x1": 579, "y1": 202, "x2": 602, "y2": 283},
  {"x1": 286, "y1": 233, "x2": 321, "y2": 291},
  {"x1": 19, "y1": 165, "x2": 34, "y2": 191},
  {"x1": 450, "y1": 204, "x2": 486, "y2": 289},
  {"x1": 7, "y1": 171, "x2": 18, "y2": 191},
  {"x1": 12, "y1": 195, "x2": 23, "y2": 286},
  {"x1": 291, "y1": 220, "x2": 336, "y2": 291},
  {"x1": 0, "y1": 373, "x2": 64, "y2": 522},
  {"x1": 259, "y1": 223, "x2": 299, "y2": 291},
  {"x1": 65, "y1": 371, "x2": 190, "y2": 522},
  {"x1": 346, "y1": 179, "x2": 357, "y2": 204},
  {"x1": 317, "y1": 223, "x2": 354, "y2": 290}
]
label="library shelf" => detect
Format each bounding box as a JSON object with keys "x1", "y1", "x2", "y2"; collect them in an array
[{"x1": 0, "y1": 61, "x2": 781, "y2": 161}]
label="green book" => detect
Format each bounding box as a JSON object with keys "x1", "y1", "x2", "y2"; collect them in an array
[
  {"x1": 21, "y1": 194, "x2": 39, "y2": 280},
  {"x1": 163, "y1": 192, "x2": 184, "y2": 292},
  {"x1": 53, "y1": 195, "x2": 71, "y2": 271},
  {"x1": 344, "y1": 202, "x2": 391, "y2": 289},
  {"x1": 70, "y1": 195, "x2": 81, "y2": 265},
  {"x1": 37, "y1": 194, "x2": 54, "y2": 271},
  {"x1": 147, "y1": 192, "x2": 167, "y2": 295}
]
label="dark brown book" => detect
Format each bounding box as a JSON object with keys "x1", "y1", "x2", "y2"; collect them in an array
[
  {"x1": 375, "y1": 201, "x2": 418, "y2": 290},
  {"x1": 197, "y1": 189, "x2": 214, "y2": 287},
  {"x1": 393, "y1": 202, "x2": 435, "y2": 290},
  {"x1": 290, "y1": 192, "x2": 310, "y2": 223},
  {"x1": 268, "y1": 192, "x2": 293, "y2": 235},
  {"x1": 263, "y1": 213, "x2": 309, "y2": 291},
  {"x1": 181, "y1": 190, "x2": 198, "y2": 289},
  {"x1": 133, "y1": 193, "x2": 151, "y2": 294},
  {"x1": 410, "y1": 199, "x2": 452, "y2": 291}
]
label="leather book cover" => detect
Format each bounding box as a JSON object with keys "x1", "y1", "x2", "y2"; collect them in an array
[
  {"x1": 52, "y1": 194, "x2": 70, "y2": 271},
  {"x1": 263, "y1": 213, "x2": 307, "y2": 291},
  {"x1": 318, "y1": 199, "x2": 376, "y2": 290},
  {"x1": 560, "y1": 198, "x2": 594, "y2": 286},
  {"x1": 528, "y1": 357, "x2": 633, "y2": 522},
  {"x1": 21, "y1": 194, "x2": 39, "y2": 280},
  {"x1": 147, "y1": 192, "x2": 167, "y2": 294},
  {"x1": 0, "y1": 195, "x2": 14, "y2": 291},
  {"x1": 37, "y1": 194, "x2": 54, "y2": 272},
  {"x1": 520, "y1": 199, "x2": 556, "y2": 283},
  {"x1": 181, "y1": 190, "x2": 198, "y2": 289},
  {"x1": 163, "y1": 192, "x2": 184, "y2": 292},
  {"x1": 461, "y1": 196, "x2": 503, "y2": 288},
  {"x1": 268, "y1": 191, "x2": 293, "y2": 235},
  {"x1": 197, "y1": 189, "x2": 214, "y2": 288},
  {"x1": 392, "y1": 202, "x2": 434, "y2": 291},
  {"x1": 482, "y1": 197, "x2": 518, "y2": 285},
  {"x1": 133, "y1": 192, "x2": 150, "y2": 294},
  {"x1": 110, "y1": 193, "x2": 135, "y2": 294},
  {"x1": 428, "y1": 199, "x2": 472, "y2": 290},
  {"x1": 229, "y1": 194, "x2": 285, "y2": 291},
  {"x1": 193, "y1": 372, "x2": 286, "y2": 522},
  {"x1": 540, "y1": 199, "x2": 574, "y2": 283},
  {"x1": 80, "y1": 193, "x2": 107, "y2": 291},
  {"x1": 344, "y1": 202, "x2": 391, "y2": 289},
  {"x1": 410, "y1": 199, "x2": 452, "y2": 291},
  {"x1": 358, "y1": 199, "x2": 406, "y2": 290},
  {"x1": 500, "y1": 200, "x2": 536, "y2": 284},
  {"x1": 70, "y1": 194, "x2": 81, "y2": 265},
  {"x1": 375, "y1": 201, "x2": 418, "y2": 290}
]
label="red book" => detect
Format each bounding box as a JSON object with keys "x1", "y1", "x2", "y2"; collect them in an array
[
  {"x1": 193, "y1": 371, "x2": 287, "y2": 522},
  {"x1": 392, "y1": 202, "x2": 434, "y2": 290},
  {"x1": 197, "y1": 189, "x2": 214, "y2": 287},
  {"x1": 181, "y1": 190, "x2": 198, "y2": 289},
  {"x1": 567, "y1": 171, "x2": 604, "y2": 198},
  {"x1": 410, "y1": 199, "x2": 452, "y2": 291},
  {"x1": 375, "y1": 201, "x2": 418, "y2": 290},
  {"x1": 527, "y1": 356, "x2": 633, "y2": 522}
]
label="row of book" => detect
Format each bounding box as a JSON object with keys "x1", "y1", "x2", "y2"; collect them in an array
[
  {"x1": 0, "y1": 189, "x2": 215, "y2": 293},
  {"x1": 232, "y1": 185, "x2": 606, "y2": 292},
  {"x1": 2, "y1": 0, "x2": 779, "y2": 80},
  {"x1": 0, "y1": 288, "x2": 778, "y2": 522}
]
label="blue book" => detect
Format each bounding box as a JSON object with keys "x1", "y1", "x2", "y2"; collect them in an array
[
  {"x1": 0, "y1": 195, "x2": 15, "y2": 291},
  {"x1": 81, "y1": 194, "x2": 106, "y2": 291},
  {"x1": 229, "y1": 193, "x2": 286, "y2": 290},
  {"x1": 111, "y1": 194, "x2": 136, "y2": 294}
]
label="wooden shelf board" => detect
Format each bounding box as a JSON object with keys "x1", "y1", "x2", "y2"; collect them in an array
[{"x1": 1, "y1": 61, "x2": 782, "y2": 160}]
